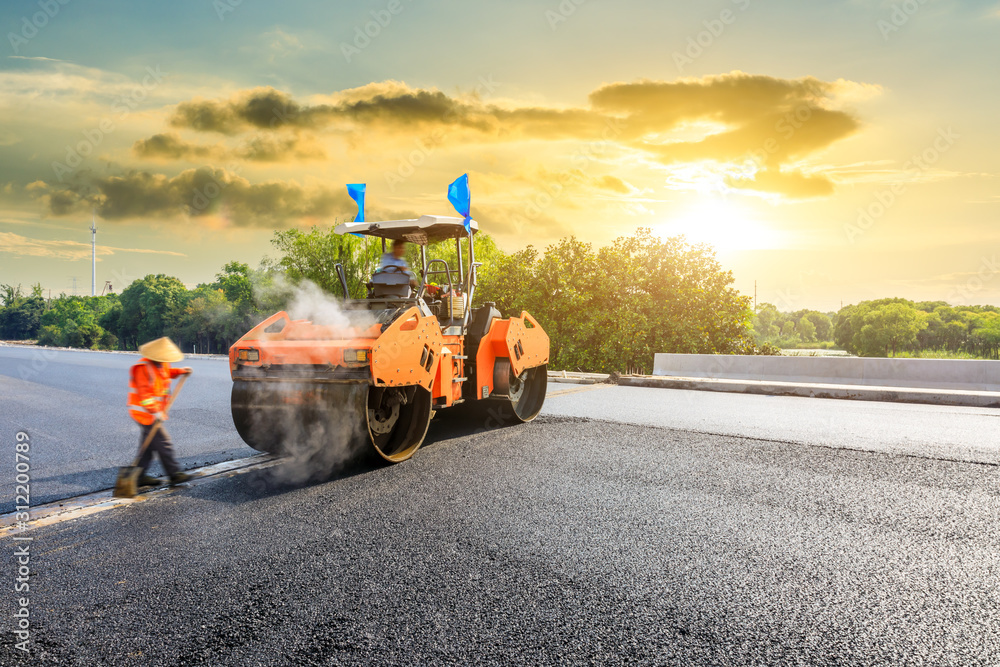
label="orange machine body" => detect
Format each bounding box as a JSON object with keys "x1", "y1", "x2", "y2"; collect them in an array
[{"x1": 229, "y1": 308, "x2": 547, "y2": 410}]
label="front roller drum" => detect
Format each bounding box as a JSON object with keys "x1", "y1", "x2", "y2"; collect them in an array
[
  {"x1": 231, "y1": 380, "x2": 432, "y2": 463},
  {"x1": 490, "y1": 360, "x2": 547, "y2": 424}
]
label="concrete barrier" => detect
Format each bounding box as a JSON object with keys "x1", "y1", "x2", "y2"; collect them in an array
[{"x1": 652, "y1": 354, "x2": 1000, "y2": 392}]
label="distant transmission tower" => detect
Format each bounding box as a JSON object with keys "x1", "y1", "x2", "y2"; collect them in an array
[{"x1": 90, "y1": 211, "x2": 98, "y2": 297}]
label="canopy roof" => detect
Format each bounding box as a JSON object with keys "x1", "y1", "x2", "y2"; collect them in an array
[{"x1": 334, "y1": 215, "x2": 478, "y2": 245}]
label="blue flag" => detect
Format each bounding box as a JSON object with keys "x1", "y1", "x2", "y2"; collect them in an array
[
  {"x1": 447, "y1": 174, "x2": 472, "y2": 233},
  {"x1": 346, "y1": 183, "x2": 365, "y2": 222},
  {"x1": 345, "y1": 183, "x2": 366, "y2": 237}
]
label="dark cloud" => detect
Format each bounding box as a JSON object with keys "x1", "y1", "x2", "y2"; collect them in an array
[
  {"x1": 133, "y1": 133, "x2": 216, "y2": 160},
  {"x1": 133, "y1": 132, "x2": 326, "y2": 163},
  {"x1": 29, "y1": 168, "x2": 354, "y2": 227},
  {"x1": 166, "y1": 84, "x2": 599, "y2": 139}
]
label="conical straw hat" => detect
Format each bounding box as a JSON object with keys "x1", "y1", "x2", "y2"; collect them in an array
[{"x1": 139, "y1": 337, "x2": 184, "y2": 363}]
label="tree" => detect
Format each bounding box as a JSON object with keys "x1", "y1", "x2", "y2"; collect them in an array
[
  {"x1": 471, "y1": 228, "x2": 770, "y2": 373},
  {"x1": 856, "y1": 302, "x2": 926, "y2": 356},
  {"x1": 118, "y1": 275, "x2": 188, "y2": 348},
  {"x1": 167, "y1": 287, "x2": 235, "y2": 354},
  {"x1": 803, "y1": 311, "x2": 831, "y2": 341},
  {"x1": 0, "y1": 295, "x2": 44, "y2": 339},
  {"x1": 270, "y1": 226, "x2": 381, "y2": 298},
  {"x1": 798, "y1": 316, "x2": 817, "y2": 343},
  {"x1": 213, "y1": 261, "x2": 254, "y2": 314}
]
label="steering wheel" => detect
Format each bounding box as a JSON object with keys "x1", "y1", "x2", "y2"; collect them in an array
[{"x1": 380, "y1": 265, "x2": 405, "y2": 274}]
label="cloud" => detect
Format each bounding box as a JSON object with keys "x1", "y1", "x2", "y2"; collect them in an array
[
  {"x1": 0, "y1": 231, "x2": 185, "y2": 260},
  {"x1": 27, "y1": 168, "x2": 415, "y2": 228},
  {"x1": 474, "y1": 203, "x2": 571, "y2": 241},
  {"x1": 474, "y1": 168, "x2": 637, "y2": 210},
  {"x1": 262, "y1": 28, "x2": 303, "y2": 63},
  {"x1": 168, "y1": 83, "x2": 607, "y2": 138},
  {"x1": 132, "y1": 132, "x2": 326, "y2": 162},
  {"x1": 158, "y1": 72, "x2": 874, "y2": 199},
  {"x1": 725, "y1": 168, "x2": 836, "y2": 198},
  {"x1": 133, "y1": 133, "x2": 218, "y2": 160}
]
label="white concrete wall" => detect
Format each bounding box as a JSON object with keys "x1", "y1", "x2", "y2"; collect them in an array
[{"x1": 652, "y1": 354, "x2": 1000, "y2": 392}]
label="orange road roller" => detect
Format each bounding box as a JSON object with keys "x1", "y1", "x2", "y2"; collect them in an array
[{"x1": 229, "y1": 215, "x2": 549, "y2": 463}]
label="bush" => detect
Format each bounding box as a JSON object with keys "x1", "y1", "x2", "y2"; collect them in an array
[{"x1": 36, "y1": 325, "x2": 62, "y2": 347}]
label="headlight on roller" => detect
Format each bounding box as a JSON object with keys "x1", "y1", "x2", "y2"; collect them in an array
[
  {"x1": 237, "y1": 348, "x2": 260, "y2": 362},
  {"x1": 343, "y1": 349, "x2": 369, "y2": 363}
]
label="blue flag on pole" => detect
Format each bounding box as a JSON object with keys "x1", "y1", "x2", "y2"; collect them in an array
[
  {"x1": 346, "y1": 183, "x2": 365, "y2": 222},
  {"x1": 447, "y1": 174, "x2": 472, "y2": 233}
]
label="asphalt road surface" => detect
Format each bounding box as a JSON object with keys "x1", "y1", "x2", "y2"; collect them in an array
[
  {"x1": 0, "y1": 346, "x2": 254, "y2": 510},
  {"x1": 2, "y1": 346, "x2": 999, "y2": 664}
]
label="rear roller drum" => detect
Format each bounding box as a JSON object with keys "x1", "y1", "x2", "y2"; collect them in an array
[
  {"x1": 491, "y1": 360, "x2": 547, "y2": 424},
  {"x1": 366, "y1": 385, "x2": 433, "y2": 463}
]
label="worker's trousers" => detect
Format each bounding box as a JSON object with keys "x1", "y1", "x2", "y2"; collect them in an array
[{"x1": 137, "y1": 423, "x2": 181, "y2": 477}]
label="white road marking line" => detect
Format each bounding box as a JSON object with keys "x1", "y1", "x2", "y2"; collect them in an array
[{"x1": 1, "y1": 454, "x2": 279, "y2": 537}]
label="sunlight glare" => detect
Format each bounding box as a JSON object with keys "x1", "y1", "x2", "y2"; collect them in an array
[{"x1": 654, "y1": 198, "x2": 783, "y2": 253}]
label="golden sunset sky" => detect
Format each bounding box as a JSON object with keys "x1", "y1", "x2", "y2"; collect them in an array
[{"x1": 1, "y1": 0, "x2": 997, "y2": 311}]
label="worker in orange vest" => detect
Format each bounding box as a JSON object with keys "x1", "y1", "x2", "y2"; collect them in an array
[{"x1": 127, "y1": 337, "x2": 193, "y2": 487}]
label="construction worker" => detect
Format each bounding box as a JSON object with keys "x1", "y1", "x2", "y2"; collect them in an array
[{"x1": 127, "y1": 337, "x2": 193, "y2": 487}]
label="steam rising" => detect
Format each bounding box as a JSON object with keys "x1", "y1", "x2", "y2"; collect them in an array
[{"x1": 240, "y1": 277, "x2": 376, "y2": 486}]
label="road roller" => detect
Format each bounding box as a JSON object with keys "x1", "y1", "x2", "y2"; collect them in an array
[{"x1": 229, "y1": 215, "x2": 549, "y2": 463}]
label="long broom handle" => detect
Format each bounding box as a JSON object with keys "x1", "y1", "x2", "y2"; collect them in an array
[{"x1": 132, "y1": 373, "x2": 189, "y2": 465}]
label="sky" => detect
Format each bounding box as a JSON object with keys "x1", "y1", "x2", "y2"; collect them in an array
[{"x1": 0, "y1": 0, "x2": 997, "y2": 312}]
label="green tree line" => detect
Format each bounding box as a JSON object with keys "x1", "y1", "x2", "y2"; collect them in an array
[
  {"x1": 750, "y1": 298, "x2": 1000, "y2": 359},
  {"x1": 1, "y1": 227, "x2": 772, "y2": 373}
]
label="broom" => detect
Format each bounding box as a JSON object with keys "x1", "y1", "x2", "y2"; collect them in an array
[{"x1": 113, "y1": 374, "x2": 188, "y2": 498}]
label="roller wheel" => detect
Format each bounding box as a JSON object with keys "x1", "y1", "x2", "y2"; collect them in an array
[
  {"x1": 366, "y1": 385, "x2": 433, "y2": 463},
  {"x1": 491, "y1": 360, "x2": 547, "y2": 424}
]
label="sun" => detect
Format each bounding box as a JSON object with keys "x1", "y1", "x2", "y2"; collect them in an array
[{"x1": 653, "y1": 198, "x2": 783, "y2": 253}]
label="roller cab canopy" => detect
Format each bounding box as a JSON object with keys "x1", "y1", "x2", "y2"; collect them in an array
[{"x1": 334, "y1": 215, "x2": 478, "y2": 246}]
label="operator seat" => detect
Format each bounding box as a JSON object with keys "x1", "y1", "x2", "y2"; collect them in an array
[{"x1": 368, "y1": 271, "x2": 412, "y2": 298}]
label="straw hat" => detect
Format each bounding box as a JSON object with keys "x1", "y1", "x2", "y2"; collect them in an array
[{"x1": 139, "y1": 337, "x2": 184, "y2": 363}]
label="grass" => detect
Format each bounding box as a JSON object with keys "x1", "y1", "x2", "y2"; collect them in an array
[{"x1": 891, "y1": 349, "x2": 983, "y2": 360}]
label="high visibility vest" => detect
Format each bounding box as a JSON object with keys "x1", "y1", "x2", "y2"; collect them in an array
[{"x1": 127, "y1": 359, "x2": 174, "y2": 425}]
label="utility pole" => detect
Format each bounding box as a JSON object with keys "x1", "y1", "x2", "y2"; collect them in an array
[{"x1": 90, "y1": 211, "x2": 98, "y2": 297}]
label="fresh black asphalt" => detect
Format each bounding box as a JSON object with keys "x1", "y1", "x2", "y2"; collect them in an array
[{"x1": 3, "y1": 407, "x2": 999, "y2": 665}]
